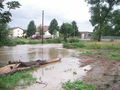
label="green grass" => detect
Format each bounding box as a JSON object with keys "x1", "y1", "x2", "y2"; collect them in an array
[
  {"x1": 63, "y1": 42, "x2": 85, "y2": 49},
  {"x1": 62, "y1": 80, "x2": 96, "y2": 90},
  {"x1": 107, "y1": 52, "x2": 120, "y2": 61},
  {"x1": 15, "y1": 38, "x2": 41, "y2": 44},
  {"x1": 0, "y1": 70, "x2": 36, "y2": 90}
]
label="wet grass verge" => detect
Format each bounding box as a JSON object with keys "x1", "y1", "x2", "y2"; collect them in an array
[
  {"x1": 0, "y1": 70, "x2": 36, "y2": 90},
  {"x1": 62, "y1": 80, "x2": 96, "y2": 90},
  {"x1": 0, "y1": 38, "x2": 63, "y2": 47},
  {"x1": 107, "y1": 52, "x2": 120, "y2": 61}
]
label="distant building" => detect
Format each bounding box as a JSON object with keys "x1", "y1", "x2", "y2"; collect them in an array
[
  {"x1": 36, "y1": 26, "x2": 52, "y2": 39},
  {"x1": 9, "y1": 27, "x2": 25, "y2": 38},
  {"x1": 80, "y1": 31, "x2": 91, "y2": 39}
]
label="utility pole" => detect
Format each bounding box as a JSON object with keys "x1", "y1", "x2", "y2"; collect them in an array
[{"x1": 41, "y1": 10, "x2": 44, "y2": 44}]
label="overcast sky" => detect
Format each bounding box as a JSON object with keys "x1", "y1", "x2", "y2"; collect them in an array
[{"x1": 9, "y1": 0, "x2": 93, "y2": 32}]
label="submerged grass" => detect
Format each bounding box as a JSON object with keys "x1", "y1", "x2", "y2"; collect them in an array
[
  {"x1": 0, "y1": 70, "x2": 36, "y2": 90},
  {"x1": 62, "y1": 80, "x2": 96, "y2": 90}
]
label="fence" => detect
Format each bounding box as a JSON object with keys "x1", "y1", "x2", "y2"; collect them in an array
[{"x1": 101, "y1": 36, "x2": 120, "y2": 41}]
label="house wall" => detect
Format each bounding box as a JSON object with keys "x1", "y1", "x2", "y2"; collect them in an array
[{"x1": 12, "y1": 28, "x2": 24, "y2": 37}]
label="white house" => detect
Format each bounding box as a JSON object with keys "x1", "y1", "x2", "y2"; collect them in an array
[
  {"x1": 9, "y1": 27, "x2": 25, "y2": 38},
  {"x1": 80, "y1": 31, "x2": 90, "y2": 39}
]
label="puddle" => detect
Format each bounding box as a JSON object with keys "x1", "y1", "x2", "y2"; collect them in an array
[{"x1": 18, "y1": 57, "x2": 91, "y2": 90}]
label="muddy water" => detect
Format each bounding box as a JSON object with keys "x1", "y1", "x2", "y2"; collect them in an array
[
  {"x1": 20, "y1": 59, "x2": 91, "y2": 90},
  {"x1": 0, "y1": 44, "x2": 92, "y2": 90},
  {"x1": 0, "y1": 44, "x2": 72, "y2": 64}
]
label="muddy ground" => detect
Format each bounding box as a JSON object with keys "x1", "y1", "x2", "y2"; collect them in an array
[{"x1": 78, "y1": 50, "x2": 120, "y2": 90}]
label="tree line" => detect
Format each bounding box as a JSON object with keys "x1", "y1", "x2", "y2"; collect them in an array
[{"x1": 27, "y1": 19, "x2": 80, "y2": 41}]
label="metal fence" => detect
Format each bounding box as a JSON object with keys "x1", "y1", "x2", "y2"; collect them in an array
[{"x1": 101, "y1": 36, "x2": 120, "y2": 41}]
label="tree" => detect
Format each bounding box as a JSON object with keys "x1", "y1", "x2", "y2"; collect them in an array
[
  {"x1": 0, "y1": 0, "x2": 20, "y2": 42},
  {"x1": 27, "y1": 20, "x2": 36, "y2": 37},
  {"x1": 85, "y1": 0, "x2": 120, "y2": 41},
  {"x1": 60, "y1": 23, "x2": 73, "y2": 41},
  {"x1": 0, "y1": 0, "x2": 20, "y2": 24},
  {"x1": 111, "y1": 10, "x2": 120, "y2": 36},
  {"x1": 49, "y1": 19, "x2": 59, "y2": 35},
  {"x1": 71, "y1": 21, "x2": 79, "y2": 36},
  {"x1": 0, "y1": 24, "x2": 9, "y2": 42}
]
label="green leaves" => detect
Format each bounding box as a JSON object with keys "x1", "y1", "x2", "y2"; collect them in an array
[
  {"x1": 85, "y1": 0, "x2": 120, "y2": 41},
  {"x1": 27, "y1": 20, "x2": 36, "y2": 37},
  {"x1": 0, "y1": 1, "x2": 20, "y2": 23},
  {"x1": 49, "y1": 18, "x2": 59, "y2": 35},
  {"x1": 6, "y1": 1, "x2": 21, "y2": 9}
]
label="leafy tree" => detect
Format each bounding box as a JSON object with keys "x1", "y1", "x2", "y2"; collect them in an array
[
  {"x1": 60, "y1": 23, "x2": 73, "y2": 41},
  {"x1": 85, "y1": 0, "x2": 120, "y2": 41},
  {"x1": 0, "y1": 0, "x2": 20, "y2": 42},
  {"x1": 0, "y1": 24, "x2": 9, "y2": 42},
  {"x1": 71, "y1": 21, "x2": 79, "y2": 36},
  {"x1": 27, "y1": 20, "x2": 36, "y2": 37},
  {"x1": 49, "y1": 19, "x2": 59, "y2": 35},
  {"x1": 0, "y1": 0, "x2": 20, "y2": 24},
  {"x1": 111, "y1": 9, "x2": 120, "y2": 36}
]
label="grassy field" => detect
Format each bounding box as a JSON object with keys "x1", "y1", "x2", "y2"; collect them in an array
[{"x1": 63, "y1": 40, "x2": 120, "y2": 61}]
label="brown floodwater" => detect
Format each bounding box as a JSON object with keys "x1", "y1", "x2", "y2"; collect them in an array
[
  {"x1": 0, "y1": 44, "x2": 72, "y2": 64},
  {"x1": 0, "y1": 44, "x2": 91, "y2": 90}
]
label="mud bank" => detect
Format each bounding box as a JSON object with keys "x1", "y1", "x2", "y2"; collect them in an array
[{"x1": 79, "y1": 53, "x2": 120, "y2": 90}]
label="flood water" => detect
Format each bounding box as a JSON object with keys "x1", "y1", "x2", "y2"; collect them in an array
[
  {"x1": 0, "y1": 44, "x2": 91, "y2": 90},
  {"x1": 0, "y1": 44, "x2": 72, "y2": 64}
]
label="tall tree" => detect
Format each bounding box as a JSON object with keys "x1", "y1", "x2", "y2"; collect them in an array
[
  {"x1": 27, "y1": 20, "x2": 36, "y2": 37},
  {"x1": 71, "y1": 21, "x2": 79, "y2": 36},
  {"x1": 85, "y1": 0, "x2": 120, "y2": 41},
  {"x1": 0, "y1": 0, "x2": 20, "y2": 24},
  {"x1": 49, "y1": 19, "x2": 59, "y2": 35},
  {"x1": 0, "y1": 0, "x2": 20, "y2": 42},
  {"x1": 60, "y1": 23, "x2": 73, "y2": 41},
  {"x1": 111, "y1": 9, "x2": 120, "y2": 36}
]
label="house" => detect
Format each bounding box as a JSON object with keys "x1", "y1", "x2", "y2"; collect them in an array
[
  {"x1": 80, "y1": 31, "x2": 90, "y2": 39},
  {"x1": 9, "y1": 27, "x2": 25, "y2": 38},
  {"x1": 35, "y1": 26, "x2": 53, "y2": 39}
]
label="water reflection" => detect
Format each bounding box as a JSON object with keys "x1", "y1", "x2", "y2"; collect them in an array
[{"x1": 0, "y1": 44, "x2": 71, "y2": 64}]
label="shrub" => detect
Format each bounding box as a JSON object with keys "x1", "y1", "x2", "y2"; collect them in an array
[
  {"x1": 67, "y1": 38, "x2": 80, "y2": 43},
  {"x1": 63, "y1": 42, "x2": 85, "y2": 49},
  {"x1": 45, "y1": 38, "x2": 62, "y2": 43}
]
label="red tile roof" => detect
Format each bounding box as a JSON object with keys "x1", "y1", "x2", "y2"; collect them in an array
[{"x1": 37, "y1": 26, "x2": 49, "y2": 32}]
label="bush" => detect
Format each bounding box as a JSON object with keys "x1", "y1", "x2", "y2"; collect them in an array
[
  {"x1": 0, "y1": 38, "x2": 17, "y2": 47},
  {"x1": 63, "y1": 42, "x2": 85, "y2": 49},
  {"x1": 67, "y1": 38, "x2": 80, "y2": 43},
  {"x1": 45, "y1": 38, "x2": 62, "y2": 43}
]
